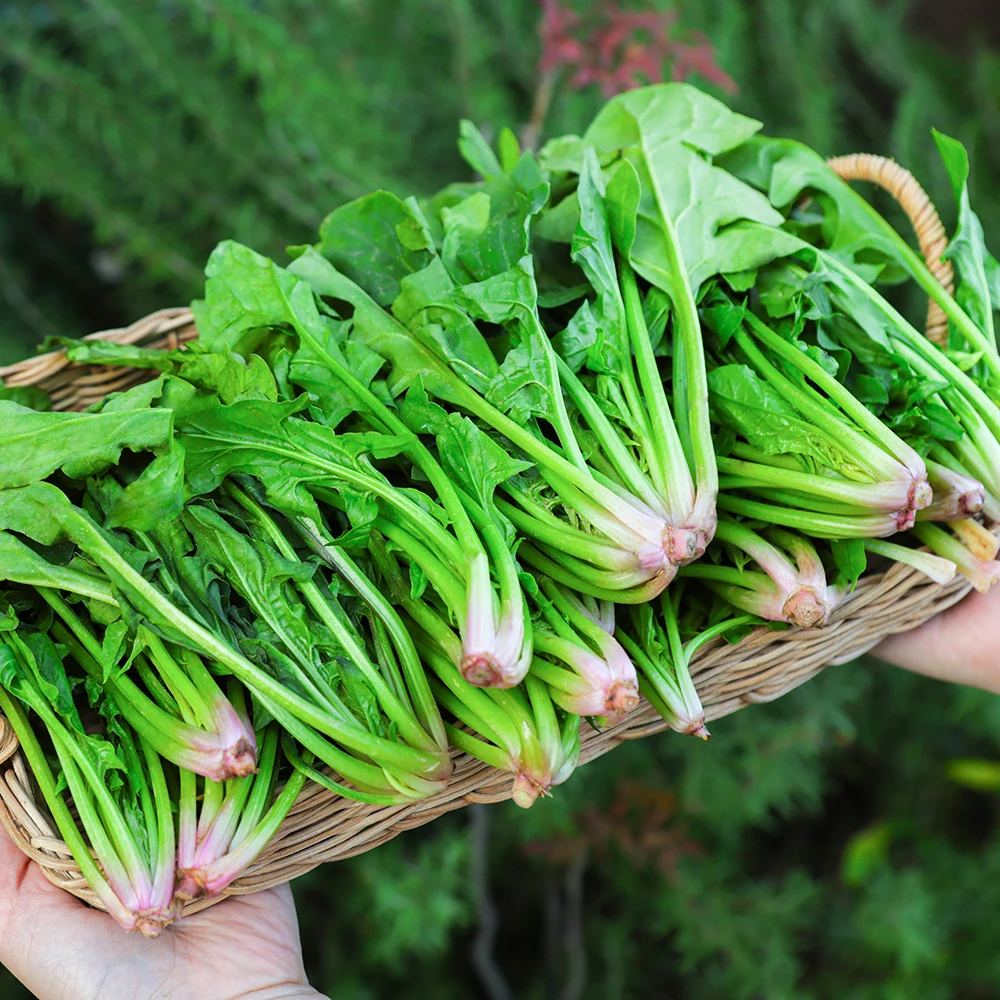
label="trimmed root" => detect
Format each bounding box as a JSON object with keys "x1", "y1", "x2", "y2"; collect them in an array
[
  {"x1": 461, "y1": 653, "x2": 505, "y2": 688},
  {"x1": 782, "y1": 587, "x2": 829, "y2": 628}
]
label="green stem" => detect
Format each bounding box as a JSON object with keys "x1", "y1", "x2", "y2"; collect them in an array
[{"x1": 620, "y1": 258, "x2": 694, "y2": 512}]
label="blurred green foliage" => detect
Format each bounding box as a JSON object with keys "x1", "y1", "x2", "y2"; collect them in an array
[{"x1": 2, "y1": 1, "x2": 1000, "y2": 997}]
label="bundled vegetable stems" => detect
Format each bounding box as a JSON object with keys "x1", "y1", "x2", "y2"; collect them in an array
[{"x1": 0, "y1": 81, "x2": 998, "y2": 934}]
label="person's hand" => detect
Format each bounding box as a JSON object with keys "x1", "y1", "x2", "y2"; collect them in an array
[
  {"x1": 0, "y1": 825, "x2": 326, "y2": 1000},
  {"x1": 874, "y1": 586, "x2": 1000, "y2": 693}
]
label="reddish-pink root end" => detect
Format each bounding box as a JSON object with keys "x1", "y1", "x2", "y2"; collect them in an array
[
  {"x1": 685, "y1": 720, "x2": 711, "y2": 741},
  {"x1": 461, "y1": 653, "x2": 504, "y2": 688},
  {"x1": 606, "y1": 681, "x2": 640, "y2": 718},
  {"x1": 132, "y1": 902, "x2": 182, "y2": 938},
  {"x1": 896, "y1": 508, "x2": 917, "y2": 531},
  {"x1": 222, "y1": 738, "x2": 258, "y2": 779},
  {"x1": 175, "y1": 868, "x2": 209, "y2": 903},
  {"x1": 783, "y1": 588, "x2": 828, "y2": 629},
  {"x1": 664, "y1": 525, "x2": 699, "y2": 565},
  {"x1": 962, "y1": 492, "x2": 986, "y2": 517}
]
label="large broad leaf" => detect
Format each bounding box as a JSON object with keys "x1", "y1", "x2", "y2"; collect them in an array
[
  {"x1": 581, "y1": 86, "x2": 789, "y2": 296},
  {"x1": 0, "y1": 400, "x2": 171, "y2": 489},
  {"x1": 193, "y1": 240, "x2": 331, "y2": 356},
  {"x1": 933, "y1": 130, "x2": 998, "y2": 352},
  {"x1": 584, "y1": 82, "x2": 764, "y2": 160},
  {"x1": 177, "y1": 395, "x2": 412, "y2": 515},
  {"x1": 720, "y1": 136, "x2": 919, "y2": 274},
  {"x1": 622, "y1": 140, "x2": 790, "y2": 294},
  {"x1": 317, "y1": 191, "x2": 435, "y2": 307},
  {"x1": 0, "y1": 482, "x2": 92, "y2": 547},
  {"x1": 391, "y1": 256, "x2": 499, "y2": 393}
]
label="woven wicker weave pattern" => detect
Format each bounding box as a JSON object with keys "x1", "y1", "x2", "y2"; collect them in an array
[
  {"x1": 826, "y1": 153, "x2": 955, "y2": 347},
  {"x1": 0, "y1": 155, "x2": 980, "y2": 918}
]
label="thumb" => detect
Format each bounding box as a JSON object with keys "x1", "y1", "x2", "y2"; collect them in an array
[{"x1": 873, "y1": 587, "x2": 1000, "y2": 694}]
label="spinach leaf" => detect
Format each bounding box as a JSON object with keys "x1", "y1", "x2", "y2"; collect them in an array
[
  {"x1": 0, "y1": 400, "x2": 172, "y2": 489},
  {"x1": 583, "y1": 84, "x2": 790, "y2": 292},
  {"x1": 933, "y1": 130, "x2": 998, "y2": 352},
  {"x1": 436, "y1": 413, "x2": 531, "y2": 541},
  {"x1": 708, "y1": 364, "x2": 868, "y2": 477},
  {"x1": 317, "y1": 191, "x2": 435, "y2": 306}
]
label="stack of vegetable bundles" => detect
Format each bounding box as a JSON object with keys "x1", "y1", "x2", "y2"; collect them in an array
[{"x1": 0, "y1": 84, "x2": 997, "y2": 936}]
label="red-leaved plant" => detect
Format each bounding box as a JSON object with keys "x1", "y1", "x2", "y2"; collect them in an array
[
  {"x1": 523, "y1": 1, "x2": 736, "y2": 146},
  {"x1": 539, "y1": 0, "x2": 736, "y2": 97}
]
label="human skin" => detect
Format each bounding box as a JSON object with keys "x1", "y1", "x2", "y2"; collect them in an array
[
  {"x1": 874, "y1": 587, "x2": 1000, "y2": 694},
  {"x1": 0, "y1": 825, "x2": 327, "y2": 1000}
]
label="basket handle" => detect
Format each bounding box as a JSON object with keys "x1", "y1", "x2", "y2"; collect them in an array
[{"x1": 826, "y1": 153, "x2": 954, "y2": 346}]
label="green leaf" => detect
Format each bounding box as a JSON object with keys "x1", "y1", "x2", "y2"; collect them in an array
[
  {"x1": 193, "y1": 240, "x2": 330, "y2": 357},
  {"x1": 290, "y1": 248, "x2": 467, "y2": 407},
  {"x1": 720, "y1": 137, "x2": 905, "y2": 270},
  {"x1": 454, "y1": 257, "x2": 567, "y2": 428},
  {"x1": 288, "y1": 327, "x2": 383, "y2": 428},
  {"x1": 0, "y1": 386, "x2": 50, "y2": 411},
  {"x1": 831, "y1": 538, "x2": 867, "y2": 590},
  {"x1": 177, "y1": 396, "x2": 413, "y2": 521},
  {"x1": 584, "y1": 83, "x2": 763, "y2": 159},
  {"x1": 538, "y1": 134, "x2": 588, "y2": 175},
  {"x1": 457, "y1": 120, "x2": 503, "y2": 179},
  {"x1": 573, "y1": 148, "x2": 626, "y2": 346},
  {"x1": 0, "y1": 530, "x2": 110, "y2": 601},
  {"x1": 708, "y1": 365, "x2": 868, "y2": 477},
  {"x1": 391, "y1": 256, "x2": 499, "y2": 393},
  {"x1": 945, "y1": 757, "x2": 1000, "y2": 792},
  {"x1": 19, "y1": 631, "x2": 84, "y2": 734},
  {"x1": 100, "y1": 620, "x2": 129, "y2": 684},
  {"x1": 0, "y1": 644, "x2": 16, "y2": 689},
  {"x1": 842, "y1": 822, "x2": 892, "y2": 887},
  {"x1": 436, "y1": 413, "x2": 531, "y2": 538},
  {"x1": 497, "y1": 128, "x2": 521, "y2": 175},
  {"x1": 552, "y1": 301, "x2": 602, "y2": 374},
  {"x1": 60, "y1": 338, "x2": 178, "y2": 372},
  {"x1": 182, "y1": 504, "x2": 323, "y2": 671},
  {"x1": 317, "y1": 191, "x2": 435, "y2": 306},
  {"x1": 0, "y1": 400, "x2": 172, "y2": 488},
  {"x1": 932, "y1": 130, "x2": 997, "y2": 352},
  {"x1": 399, "y1": 379, "x2": 448, "y2": 435},
  {"x1": 0, "y1": 482, "x2": 91, "y2": 547},
  {"x1": 606, "y1": 157, "x2": 640, "y2": 261},
  {"x1": 105, "y1": 440, "x2": 186, "y2": 532}
]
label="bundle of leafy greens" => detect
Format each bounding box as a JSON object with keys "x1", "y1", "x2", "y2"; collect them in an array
[
  {"x1": 0, "y1": 82, "x2": 998, "y2": 934},
  {"x1": 0, "y1": 614, "x2": 181, "y2": 936},
  {"x1": 677, "y1": 520, "x2": 845, "y2": 627}
]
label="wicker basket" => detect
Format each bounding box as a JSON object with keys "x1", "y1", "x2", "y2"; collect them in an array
[{"x1": 0, "y1": 156, "x2": 979, "y2": 918}]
